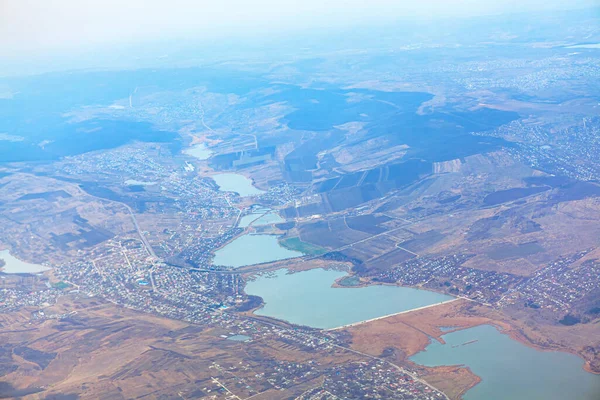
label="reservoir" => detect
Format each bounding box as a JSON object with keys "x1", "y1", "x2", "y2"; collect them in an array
[
  {"x1": 227, "y1": 335, "x2": 251, "y2": 342},
  {"x1": 183, "y1": 143, "x2": 213, "y2": 160},
  {"x1": 212, "y1": 173, "x2": 264, "y2": 197},
  {"x1": 238, "y1": 208, "x2": 284, "y2": 228},
  {"x1": 410, "y1": 324, "x2": 600, "y2": 400},
  {"x1": 212, "y1": 234, "x2": 303, "y2": 268},
  {"x1": 245, "y1": 268, "x2": 453, "y2": 329},
  {"x1": 0, "y1": 249, "x2": 51, "y2": 274}
]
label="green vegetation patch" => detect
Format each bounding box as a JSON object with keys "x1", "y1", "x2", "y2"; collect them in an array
[
  {"x1": 337, "y1": 276, "x2": 361, "y2": 287},
  {"x1": 559, "y1": 314, "x2": 581, "y2": 326},
  {"x1": 279, "y1": 237, "x2": 326, "y2": 256},
  {"x1": 52, "y1": 281, "x2": 71, "y2": 290}
]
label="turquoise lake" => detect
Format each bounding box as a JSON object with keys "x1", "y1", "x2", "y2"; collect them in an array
[
  {"x1": 245, "y1": 268, "x2": 453, "y2": 329},
  {"x1": 410, "y1": 324, "x2": 600, "y2": 400},
  {"x1": 227, "y1": 334, "x2": 251, "y2": 342},
  {"x1": 212, "y1": 234, "x2": 303, "y2": 268},
  {"x1": 212, "y1": 173, "x2": 264, "y2": 197},
  {"x1": 0, "y1": 249, "x2": 50, "y2": 274}
]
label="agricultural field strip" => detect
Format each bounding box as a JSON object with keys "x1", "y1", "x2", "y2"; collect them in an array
[{"x1": 305, "y1": 220, "x2": 417, "y2": 261}]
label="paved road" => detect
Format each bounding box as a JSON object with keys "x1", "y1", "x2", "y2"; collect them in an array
[
  {"x1": 117, "y1": 202, "x2": 158, "y2": 259},
  {"x1": 69, "y1": 179, "x2": 157, "y2": 259}
]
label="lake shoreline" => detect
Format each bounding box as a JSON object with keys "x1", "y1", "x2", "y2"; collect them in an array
[
  {"x1": 212, "y1": 233, "x2": 304, "y2": 268},
  {"x1": 409, "y1": 323, "x2": 600, "y2": 399},
  {"x1": 347, "y1": 275, "x2": 600, "y2": 376},
  {"x1": 211, "y1": 172, "x2": 265, "y2": 196},
  {"x1": 0, "y1": 248, "x2": 51, "y2": 274},
  {"x1": 244, "y1": 267, "x2": 452, "y2": 330}
]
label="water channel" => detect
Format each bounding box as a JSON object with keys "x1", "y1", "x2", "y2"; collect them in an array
[{"x1": 238, "y1": 209, "x2": 284, "y2": 228}]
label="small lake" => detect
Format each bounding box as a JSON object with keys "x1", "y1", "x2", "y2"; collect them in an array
[
  {"x1": 238, "y1": 209, "x2": 284, "y2": 228},
  {"x1": 212, "y1": 234, "x2": 303, "y2": 268},
  {"x1": 245, "y1": 268, "x2": 453, "y2": 329},
  {"x1": 410, "y1": 324, "x2": 600, "y2": 400},
  {"x1": 0, "y1": 249, "x2": 51, "y2": 274},
  {"x1": 227, "y1": 335, "x2": 251, "y2": 342},
  {"x1": 183, "y1": 143, "x2": 213, "y2": 160},
  {"x1": 212, "y1": 173, "x2": 264, "y2": 197}
]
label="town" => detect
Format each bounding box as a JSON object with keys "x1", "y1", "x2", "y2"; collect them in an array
[{"x1": 373, "y1": 249, "x2": 600, "y2": 317}]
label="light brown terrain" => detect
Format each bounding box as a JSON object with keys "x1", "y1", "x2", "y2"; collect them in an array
[
  {"x1": 0, "y1": 173, "x2": 134, "y2": 265},
  {"x1": 0, "y1": 295, "x2": 363, "y2": 400},
  {"x1": 346, "y1": 300, "x2": 502, "y2": 399},
  {"x1": 345, "y1": 298, "x2": 600, "y2": 399}
]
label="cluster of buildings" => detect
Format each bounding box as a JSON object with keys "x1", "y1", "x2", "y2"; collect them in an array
[
  {"x1": 204, "y1": 319, "x2": 447, "y2": 399},
  {"x1": 53, "y1": 236, "x2": 241, "y2": 326},
  {"x1": 499, "y1": 250, "x2": 600, "y2": 312},
  {"x1": 0, "y1": 284, "x2": 61, "y2": 312},
  {"x1": 377, "y1": 248, "x2": 600, "y2": 316},
  {"x1": 174, "y1": 227, "x2": 242, "y2": 269},
  {"x1": 61, "y1": 145, "x2": 171, "y2": 182},
  {"x1": 257, "y1": 182, "x2": 301, "y2": 207},
  {"x1": 489, "y1": 118, "x2": 600, "y2": 182},
  {"x1": 433, "y1": 54, "x2": 600, "y2": 94},
  {"x1": 374, "y1": 253, "x2": 523, "y2": 303},
  {"x1": 204, "y1": 350, "x2": 446, "y2": 399},
  {"x1": 323, "y1": 360, "x2": 446, "y2": 400},
  {"x1": 8, "y1": 223, "x2": 447, "y2": 400},
  {"x1": 375, "y1": 254, "x2": 473, "y2": 286},
  {"x1": 162, "y1": 174, "x2": 236, "y2": 220}
]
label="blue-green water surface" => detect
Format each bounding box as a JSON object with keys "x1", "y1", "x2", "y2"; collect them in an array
[
  {"x1": 213, "y1": 234, "x2": 302, "y2": 268},
  {"x1": 212, "y1": 173, "x2": 264, "y2": 197},
  {"x1": 245, "y1": 268, "x2": 452, "y2": 329},
  {"x1": 411, "y1": 324, "x2": 600, "y2": 400}
]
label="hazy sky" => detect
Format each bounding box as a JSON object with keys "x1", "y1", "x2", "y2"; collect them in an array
[{"x1": 1, "y1": 0, "x2": 597, "y2": 57}]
